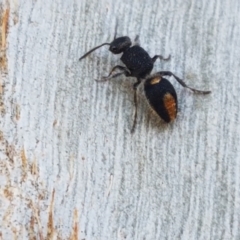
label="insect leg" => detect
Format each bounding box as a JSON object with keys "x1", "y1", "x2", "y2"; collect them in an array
[
  {"x1": 131, "y1": 79, "x2": 142, "y2": 133},
  {"x1": 156, "y1": 71, "x2": 211, "y2": 94},
  {"x1": 152, "y1": 54, "x2": 171, "y2": 63},
  {"x1": 96, "y1": 65, "x2": 131, "y2": 82}
]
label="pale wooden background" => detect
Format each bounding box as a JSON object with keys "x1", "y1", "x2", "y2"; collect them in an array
[{"x1": 1, "y1": 0, "x2": 240, "y2": 239}]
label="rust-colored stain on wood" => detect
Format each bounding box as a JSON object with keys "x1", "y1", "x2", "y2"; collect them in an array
[
  {"x1": 3, "y1": 187, "x2": 13, "y2": 200},
  {"x1": 0, "y1": 82, "x2": 6, "y2": 116},
  {"x1": 1, "y1": 8, "x2": 9, "y2": 49},
  {"x1": 29, "y1": 214, "x2": 37, "y2": 240},
  {"x1": 0, "y1": 129, "x2": 3, "y2": 141},
  {"x1": 30, "y1": 158, "x2": 38, "y2": 176},
  {"x1": 0, "y1": 8, "x2": 9, "y2": 70},
  {"x1": 70, "y1": 209, "x2": 79, "y2": 240},
  {"x1": 0, "y1": 8, "x2": 9, "y2": 118},
  {"x1": 5, "y1": 141, "x2": 16, "y2": 163},
  {"x1": 20, "y1": 148, "x2": 28, "y2": 182},
  {"x1": 21, "y1": 148, "x2": 27, "y2": 169},
  {"x1": 3, "y1": 204, "x2": 13, "y2": 223},
  {"x1": 28, "y1": 200, "x2": 44, "y2": 240},
  {"x1": 47, "y1": 189, "x2": 56, "y2": 239},
  {"x1": 15, "y1": 103, "x2": 21, "y2": 121}
]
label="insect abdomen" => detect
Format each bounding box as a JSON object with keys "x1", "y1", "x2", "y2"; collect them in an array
[{"x1": 144, "y1": 76, "x2": 178, "y2": 122}]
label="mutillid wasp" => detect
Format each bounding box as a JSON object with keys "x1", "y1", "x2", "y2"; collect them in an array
[{"x1": 79, "y1": 24, "x2": 211, "y2": 132}]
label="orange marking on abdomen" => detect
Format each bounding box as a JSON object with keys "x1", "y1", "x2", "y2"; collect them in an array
[
  {"x1": 163, "y1": 93, "x2": 177, "y2": 121},
  {"x1": 150, "y1": 77, "x2": 161, "y2": 85}
]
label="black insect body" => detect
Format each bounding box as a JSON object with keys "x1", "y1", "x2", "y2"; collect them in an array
[
  {"x1": 120, "y1": 45, "x2": 154, "y2": 79},
  {"x1": 79, "y1": 30, "x2": 211, "y2": 132}
]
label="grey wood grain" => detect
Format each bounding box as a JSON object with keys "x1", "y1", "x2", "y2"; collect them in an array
[{"x1": 1, "y1": 0, "x2": 240, "y2": 239}]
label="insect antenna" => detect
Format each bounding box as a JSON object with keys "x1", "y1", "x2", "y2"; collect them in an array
[{"x1": 79, "y1": 43, "x2": 110, "y2": 61}]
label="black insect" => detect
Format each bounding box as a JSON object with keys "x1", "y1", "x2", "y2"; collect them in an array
[{"x1": 79, "y1": 25, "x2": 211, "y2": 133}]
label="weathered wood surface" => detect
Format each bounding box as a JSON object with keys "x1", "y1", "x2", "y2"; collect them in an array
[{"x1": 0, "y1": 0, "x2": 240, "y2": 239}]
